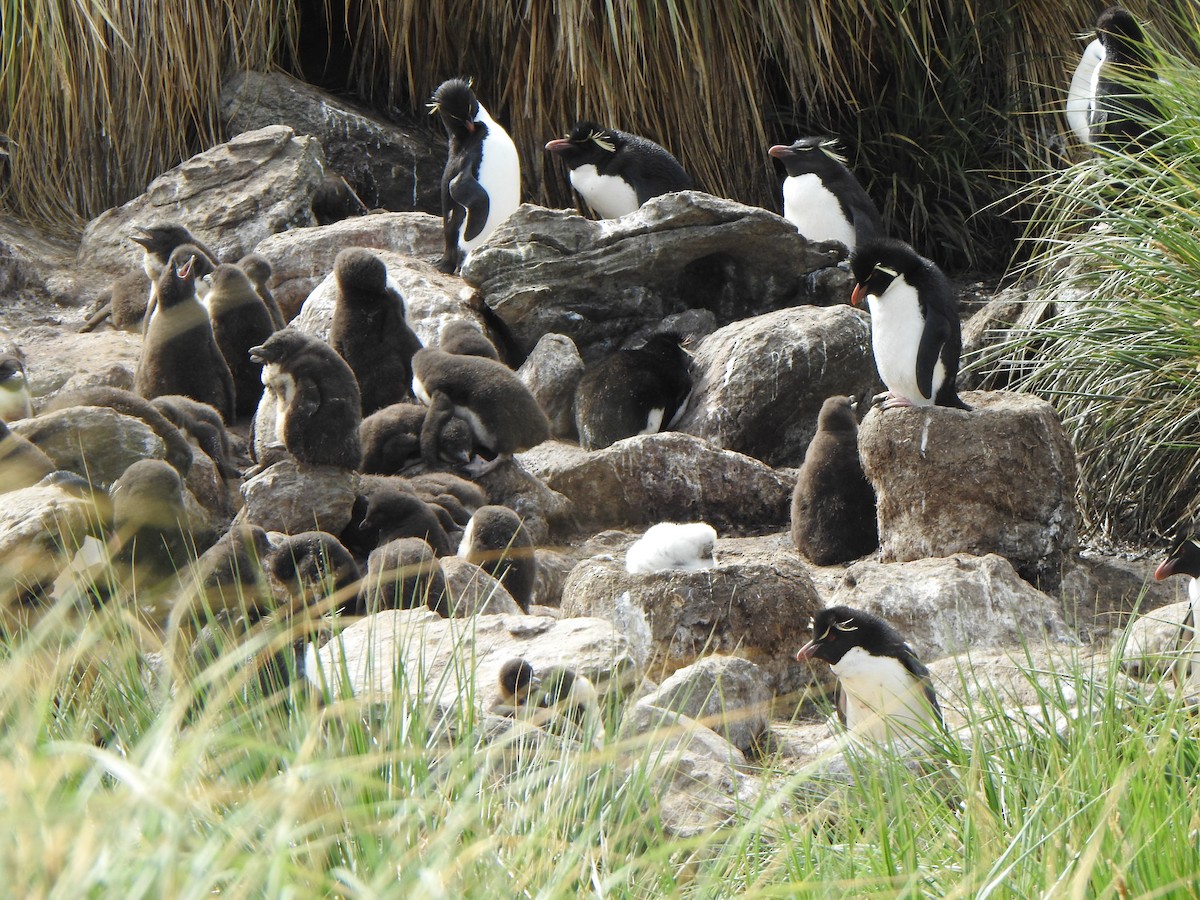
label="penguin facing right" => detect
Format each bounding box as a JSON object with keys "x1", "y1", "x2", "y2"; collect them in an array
[
  {"x1": 1153, "y1": 536, "x2": 1200, "y2": 689},
  {"x1": 850, "y1": 238, "x2": 968, "y2": 411},
  {"x1": 429, "y1": 78, "x2": 521, "y2": 273},
  {"x1": 457, "y1": 505, "x2": 537, "y2": 612},
  {"x1": 0, "y1": 352, "x2": 33, "y2": 421},
  {"x1": 790, "y1": 396, "x2": 878, "y2": 566},
  {"x1": 768, "y1": 137, "x2": 883, "y2": 253},
  {"x1": 795, "y1": 605, "x2": 943, "y2": 746},
  {"x1": 134, "y1": 245, "x2": 237, "y2": 423},
  {"x1": 573, "y1": 332, "x2": 692, "y2": 451},
  {"x1": 268, "y1": 530, "x2": 361, "y2": 615},
  {"x1": 206, "y1": 263, "x2": 276, "y2": 420},
  {"x1": 545, "y1": 120, "x2": 693, "y2": 218}
]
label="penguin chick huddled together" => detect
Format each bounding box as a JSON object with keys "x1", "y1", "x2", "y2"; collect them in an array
[
  {"x1": 150, "y1": 395, "x2": 244, "y2": 480},
  {"x1": 1153, "y1": 536, "x2": 1200, "y2": 689},
  {"x1": 249, "y1": 328, "x2": 362, "y2": 468},
  {"x1": 359, "y1": 402, "x2": 472, "y2": 475},
  {"x1": 795, "y1": 605, "x2": 943, "y2": 747},
  {"x1": 411, "y1": 348, "x2": 550, "y2": 475},
  {"x1": 574, "y1": 332, "x2": 692, "y2": 451},
  {"x1": 438, "y1": 319, "x2": 499, "y2": 360},
  {"x1": 489, "y1": 658, "x2": 602, "y2": 745},
  {"x1": 360, "y1": 537, "x2": 448, "y2": 616},
  {"x1": 429, "y1": 78, "x2": 521, "y2": 273},
  {"x1": 545, "y1": 120, "x2": 693, "y2": 219},
  {"x1": 790, "y1": 396, "x2": 878, "y2": 566},
  {"x1": 458, "y1": 505, "x2": 537, "y2": 612},
  {"x1": 328, "y1": 248, "x2": 423, "y2": 416},
  {"x1": 0, "y1": 352, "x2": 33, "y2": 421},
  {"x1": 625, "y1": 522, "x2": 718, "y2": 575},
  {"x1": 490, "y1": 657, "x2": 540, "y2": 716},
  {"x1": 175, "y1": 523, "x2": 275, "y2": 624},
  {"x1": 237, "y1": 253, "x2": 286, "y2": 330},
  {"x1": 850, "y1": 238, "x2": 968, "y2": 411},
  {"x1": 206, "y1": 263, "x2": 277, "y2": 420},
  {"x1": 268, "y1": 531, "x2": 361, "y2": 616},
  {"x1": 768, "y1": 137, "x2": 883, "y2": 254}
]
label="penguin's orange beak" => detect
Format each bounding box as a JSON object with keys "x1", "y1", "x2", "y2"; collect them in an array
[
  {"x1": 795, "y1": 640, "x2": 820, "y2": 663},
  {"x1": 545, "y1": 138, "x2": 570, "y2": 154},
  {"x1": 767, "y1": 144, "x2": 791, "y2": 160},
  {"x1": 850, "y1": 283, "x2": 866, "y2": 307},
  {"x1": 1154, "y1": 558, "x2": 1178, "y2": 581}
]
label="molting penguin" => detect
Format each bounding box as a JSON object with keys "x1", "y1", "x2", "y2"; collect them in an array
[
  {"x1": 768, "y1": 137, "x2": 883, "y2": 253},
  {"x1": 134, "y1": 245, "x2": 236, "y2": 422},
  {"x1": 795, "y1": 605, "x2": 943, "y2": 745},
  {"x1": 328, "y1": 248, "x2": 423, "y2": 416},
  {"x1": 248, "y1": 328, "x2": 362, "y2": 468},
  {"x1": 411, "y1": 348, "x2": 550, "y2": 475},
  {"x1": 1153, "y1": 536, "x2": 1200, "y2": 689},
  {"x1": 429, "y1": 78, "x2": 521, "y2": 273},
  {"x1": 573, "y1": 332, "x2": 692, "y2": 451},
  {"x1": 790, "y1": 396, "x2": 878, "y2": 566},
  {"x1": 850, "y1": 238, "x2": 968, "y2": 410},
  {"x1": 206, "y1": 263, "x2": 276, "y2": 420},
  {"x1": 545, "y1": 121, "x2": 693, "y2": 219},
  {"x1": 457, "y1": 505, "x2": 537, "y2": 612},
  {"x1": 0, "y1": 353, "x2": 33, "y2": 421},
  {"x1": 625, "y1": 522, "x2": 718, "y2": 575}
]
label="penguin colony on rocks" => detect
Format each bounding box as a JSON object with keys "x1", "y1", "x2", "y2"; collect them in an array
[{"x1": 6, "y1": 9, "x2": 1167, "y2": 748}]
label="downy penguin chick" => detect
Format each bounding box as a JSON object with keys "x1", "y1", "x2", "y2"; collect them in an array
[
  {"x1": 457, "y1": 505, "x2": 537, "y2": 612},
  {"x1": 237, "y1": 253, "x2": 286, "y2": 330},
  {"x1": 0, "y1": 353, "x2": 33, "y2": 421},
  {"x1": 490, "y1": 657, "x2": 540, "y2": 716},
  {"x1": 134, "y1": 225, "x2": 217, "y2": 334},
  {"x1": 177, "y1": 523, "x2": 275, "y2": 621},
  {"x1": 359, "y1": 402, "x2": 472, "y2": 474},
  {"x1": 268, "y1": 531, "x2": 361, "y2": 615},
  {"x1": 360, "y1": 537, "x2": 448, "y2": 616},
  {"x1": 438, "y1": 318, "x2": 499, "y2": 360},
  {"x1": 206, "y1": 263, "x2": 276, "y2": 419},
  {"x1": 625, "y1": 522, "x2": 718, "y2": 575},
  {"x1": 109, "y1": 458, "x2": 193, "y2": 593},
  {"x1": 356, "y1": 485, "x2": 453, "y2": 557},
  {"x1": 311, "y1": 173, "x2": 369, "y2": 226},
  {"x1": 150, "y1": 394, "x2": 244, "y2": 480}
]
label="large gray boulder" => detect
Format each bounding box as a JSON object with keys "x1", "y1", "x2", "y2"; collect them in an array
[
  {"x1": 252, "y1": 213, "x2": 446, "y2": 322},
  {"x1": 676, "y1": 305, "x2": 877, "y2": 467},
  {"x1": 858, "y1": 390, "x2": 1078, "y2": 587},
  {"x1": 461, "y1": 193, "x2": 843, "y2": 359},
  {"x1": 13, "y1": 406, "x2": 166, "y2": 488},
  {"x1": 1118, "y1": 600, "x2": 1196, "y2": 681},
  {"x1": 829, "y1": 554, "x2": 1077, "y2": 662},
  {"x1": 78, "y1": 125, "x2": 325, "y2": 276},
  {"x1": 239, "y1": 459, "x2": 358, "y2": 535},
  {"x1": 518, "y1": 434, "x2": 794, "y2": 534},
  {"x1": 561, "y1": 541, "x2": 821, "y2": 695},
  {"x1": 220, "y1": 70, "x2": 444, "y2": 214},
  {"x1": 0, "y1": 484, "x2": 102, "y2": 602},
  {"x1": 516, "y1": 333, "x2": 585, "y2": 440}
]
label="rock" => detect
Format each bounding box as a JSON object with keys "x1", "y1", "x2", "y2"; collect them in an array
[
  {"x1": 676, "y1": 305, "x2": 877, "y2": 467},
  {"x1": 18, "y1": 327, "x2": 142, "y2": 404},
  {"x1": 1059, "y1": 552, "x2": 1186, "y2": 642},
  {"x1": 516, "y1": 333, "x2": 585, "y2": 440},
  {"x1": 289, "y1": 248, "x2": 478, "y2": 346},
  {"x1": 12, "y1": 406, "x2": 166, "y2": 488},
  {"x1": 239, "y1": 459, "x2": 358, "y2": 535},
  {"x1": 0, "y1": 218, "x2": 88, "y2": 306},
  {"x1": 220, "y1": 70, "x2": 444, "y2": 214},
  {"x1": 78, "y1": 125, "x2": 325, "y2": 277},
  {"x1": 857, "y1": 390, "x2": 1078, "y2": 588},
  {"x1": 561, "y1": 542, "x2": 822, "y2": 695},
  {"x1": 440, "y1": 556, "x2": 524, "y2": 616},
  {"x1": 532, "y1": 548, "x2": 576, "y2": 607},
  {"x1": 829, "y1": 554, "x2": 1077, "y2": 662},
  {"x1": 0, "y1": 484, "x2": 102, "y2": 602},
  {"x1": 1119, "y1": 600, "x2": 1194, "y2": 680},
  {"x1": 306, "y1": 610, "x2": 641, "y2": 713},
  {"x1": 639, "y1": 656, "x2": 773, "y2": 754},
  {"x1": 460, "y1": 193, "x2": 843, "y2": 359},
  {"x1": 253, "y1": 214, "x2": 446, "y2": 322},
  {"x1": 518, "y1": 434, "x2": 793, "y2": 534},
  {"x1": 469, "y1": 459, "x2": 574, "y2": 546}
]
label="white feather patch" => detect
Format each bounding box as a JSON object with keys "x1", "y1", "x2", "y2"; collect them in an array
[
  {"x1": 1067, "y1": 38, "x2": 1106, "y2": 144},
  {"x1": 569, "y1": 164, "x2": 641, "y2": 219},
  {"x1": 781, "y1": 174, "x2": 856, "y2": 251},
  {"x1": 866, "y1": 278, "x2": 944, "y2": 406},
  {"x1": 625, "y1": 522, "x2": 718, "y2": 574},
  {"x1": 832, "y1": 646, "x2": 937, "y2": 743},
  {"x1": 460, "y1": 104, "x2": 521, "y2": 254}
]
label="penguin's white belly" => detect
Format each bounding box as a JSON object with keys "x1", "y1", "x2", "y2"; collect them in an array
[
  {"x1": 462, "y1": 116, "x2": 521, "y2": 253},
  {"x1": 262, "y1": 363, "x2": 295, "y2": 440},
  {"x1": 1067, "y1": 39, "x2": 1105, "y2": 144},
  {"x1": 0, "y1": 379, "x2": 32, "y2": 422},
  {"x1": 867, "y1": 284, "x2": 943, "y2": 405},
  {"x1": 454, "y1": 404, "x2": 496, "y2": 448},
  {"x1": 832, "y1": 646, "x2": 934, "y2": 741},
  {"x1": 570, "y1": 165, "x2": 640, "y2": 219},
  {"x1": 411, "y1": 374, "x2": 431, "y2": 406},
  {"x1": 640, "y1": 407, "x2": 665, "y2": 436},
  {"x1": 782, "y1": 174, "x2": 856, "y2": 250},
  {"x1": 456, "y1": 514, "x2": 477, "y2": 559}
]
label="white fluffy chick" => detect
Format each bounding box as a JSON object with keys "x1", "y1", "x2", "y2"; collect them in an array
[{"x1": 625, "y1": 522, "x2": 718, "y2": 575}]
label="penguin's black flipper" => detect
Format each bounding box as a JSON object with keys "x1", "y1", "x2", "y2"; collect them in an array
[
  {"x1": 894, "y1": 643, "x2": 944, "y2": 726},
  {"x1": 916, "y1": 313, "x2": 953, "y2": 404},
  {"x1": 420, "y1": 391, "x2": 458, "y2": 467},
  {"x1": 450, "y1": 171, "x2": 491, "y2": 243}
]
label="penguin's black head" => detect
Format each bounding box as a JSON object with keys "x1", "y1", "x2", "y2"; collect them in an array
[
  {"x1": 816, "y1": 395, "x2": 858, "y2": 433},
  {"x1": 0, "y1": 353, "x2": 26, "y2": 384},
  {"x1": 1096, "y1": 7, "x2": 1151, "y2": 68},
  {"x1": 795, "y1": 606, "x2": 905, "y2": 667},
  {"x1": 768, "y1": 136, "x2": 848, "y2": 177},
  {"x1": 637, "y1": 331, "x2": 690, "y2": 360},
  {"x1": 545, "y1": 121, "x2": 623, "y2": 168},
  {"x1": 132, "y1": 223, "x2": 201, "y2": 259},
  {"x1": 429, "y1": 78, "x2": 480, "y2": 138},
  {"x1": 498, "y1": 657, "x2": 539, "y2": 701},
  {"x1": 1154, "y1": 535, "x2": 1200, "y2": 581},
  {"x1": 249, "y1": 327, "x2": 311, "y2": 366},
  {"x1": 334, "y1": 247, "x2": 389, "y2": 297},
  {"x1": 849, "y1": 237, "x2": 926, "y2": 307}
]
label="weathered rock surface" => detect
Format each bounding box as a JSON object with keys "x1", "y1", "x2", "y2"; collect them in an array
[
  {"x1": 516, "y1": 333, "x2": 585, "y2": 440},
  {"x1": 0, "y1": 484, "x2": 101, "y2": 601},
  {"x1": 518, "y1": 434, "x2": 794, "y2": 534},
  {"x1": 239, "y1": 459, "x2": 358, "y2": 535},
  {"x1": 0, "y1": 218, "x2": 85, "y2": 306},
  {"x1": 440, "y1": 557, "x2": 524, "y2": 617},
  {"x1": 676, "y1": 305, "x2": 877, "y2": 467},
  {"x1": 1118, "y1": 599, "x2": 1195, "y2": 680},
  {"x1": 253, "y1": 213, "x2": 446, "y2": 321},
  {"x1": 829, "y1": 554, "x2": 1077, "y2": 662},
  {"x1": 561, "y1": 543, "x2": 821, "y2": 694},
  {"x1": 1059, "y1": 552, "x2": 1186, "y2": 641},
  {"x1": 78, "y1": 125, "x2": 325, "y2": 276},
  {"x1": 639, "y1": 655, "x2": 773, "y2": 754},
  {"x1": 13, "y1": 406, "x2": 166, "y2": 488},
  {"x1": 470, "y1": 460, "x2": 574, "y2": 547},
  {"x1": 461, "y1": 193, "x2": 843, "y2": 359},
  {"x1": 17, "y1": 327, "x2": 142, "y2": 404},
  {"x1": 220, "y1": 70, "x2": 444, "y2": 214},
  {"x1": 858, "y1": 390, "x2": 1078, "y2": 587}
]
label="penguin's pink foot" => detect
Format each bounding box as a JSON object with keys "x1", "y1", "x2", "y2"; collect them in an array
[{"x1": 873, "y1": 391, "x2": 915, "y2": 410}]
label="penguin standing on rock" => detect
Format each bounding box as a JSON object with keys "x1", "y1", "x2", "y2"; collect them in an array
[
  {"x1": 134, "y1": 245, "x2": 236, "y2": 422},
  {"x1": 574, "y1": 332, "x2": 692, "y2": 451},
  {"x1": 790, "y1": 396, "x2": 878, "y2": 566},
  {"x1": 458, "y1": 505, "x2": 537, "y2": 612},
  {"x1": 545, "y1": 121, "x2": 693, "y2": 219},
  {"x1": 206, "y1": 263, "x2": 276, "y2": 419},
  {"x1": 1153, "y1": 536, "x2": 1200, "y2": 689},
  {"x1": 328, "y1": 248, "x2": 423, "y2": 416},
  {"x1": 248, "y1": 328, "x2": 362, "y2": 468},
  {"x1": 0, "y1": 353, "x2": 33, "y2": 421},
  {"x1": 768, "y1": 137, "x2": 883, "y2": 253},
  {"x1": 850, "y1": 238, "x2": 968, "y2": 411},
  {"x1": 429, "y1": 78, "x2": 521, "y2": 273},
  {"x1": 795, "y1": 605, "x2": 943, "y2": 745}
]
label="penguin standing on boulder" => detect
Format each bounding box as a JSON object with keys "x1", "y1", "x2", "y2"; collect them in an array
[
  {"x1": 850, "y1": 238, "x2": 968, "y2": 411},
  {"x1": 768, "y1": 137, "x2": 883, "y2": 253},
  {"x1": 574, "y1": 332, "x2": 692, "y2": 451},
  {"x1": 429, "y1": 78, "x2": 521, "y2": 273},
  {"x1": 0, "y1": 352, "x2": 33, "y2": 421},
  {"x1": 206, "y1": 263, "x2": 276, "y2": 420},
  {"x1": 795, "y1": 605, "x2": 943, "y2": 745},
  {"x1": 545, "y1": 120, "x2": 693, "y2": 219},
  {"x1": 790, "y1": 396, "x2": 878, "y2": 566}
]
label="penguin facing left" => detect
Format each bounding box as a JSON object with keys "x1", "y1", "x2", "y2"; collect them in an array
[
  {"x1": 457, "y1": 505, "x2": 537, "y2": 612},
  {"x1": 850, "y1": 238, "x2": 968, "y2": 411},
  {"x1": 134, "y1": 245, "x2": 237, "y2": 423},
  {"x1": 0, "y1": 352, "x2": 33, "y2": 421},
  {"x1": 573, "y1": 332, "x2": 692, "y2": 451},
  {"x1": 429, "y1": 78, "x2": 521, "y2": 273},
  {"x1": 545, "y1": 120, "x2": 693, "y2": 219},
  {"x1": 490, "y1": 657, "x2": 540, "y2": 716},
  {"x1": 205, "y1": 263, "x2": 277, "y2": 420},
  {"x1": 1089, "y1": 7, "x2": 1159, "y2": 151},
  {"x1": 795, "y1": 605, "x2": 943, "y2": 745},
  {"x1": 1153, "y1": 536, "x2": 1200, "y2": 689},
  {"x1": 768, "y1": 137, "x2": 883, "y2": 253}
]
